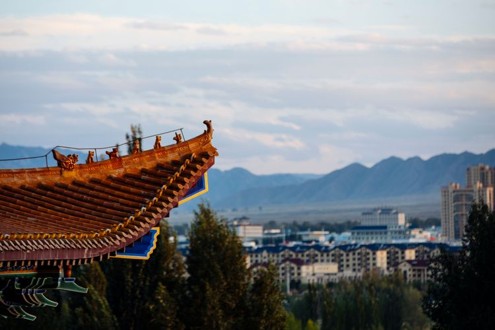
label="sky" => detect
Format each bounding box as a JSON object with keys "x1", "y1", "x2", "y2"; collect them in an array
[{"x1": 1, "y1": 0, "x2": 494, "y2": 174}]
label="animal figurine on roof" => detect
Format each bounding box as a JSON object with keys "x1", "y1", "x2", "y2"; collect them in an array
[
  {"x1": 153, "y1": 136, "x2": 162, "y2": 149},
  {"x1": 106, "y1": 147, "x2": 120, "y2": 160},
  {"x1": 132, "y1": 139, "x2": 141, "y2": 154},
  {"x1": 173, "y1": 132, "x2": 183, "y2": 144},
  {"x1": 86, "y1": 151, "x2": 95, "y2": 164},
  {"x1": 52, "y1": 150, "x2": 79, "y2": 171}
]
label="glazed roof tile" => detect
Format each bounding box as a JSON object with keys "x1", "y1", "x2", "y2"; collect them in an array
[{"x1": 0, "y1": 122, "x2": 217, "y2": 268}]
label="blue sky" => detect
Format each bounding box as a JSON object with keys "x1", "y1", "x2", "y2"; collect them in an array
[{"x1": 1, "y1": 1, "x2": 494, "y2": 174}]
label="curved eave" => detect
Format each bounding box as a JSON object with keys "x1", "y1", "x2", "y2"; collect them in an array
[{"x1": 0, "y1": 127, "x2": 218, "y2": 267}]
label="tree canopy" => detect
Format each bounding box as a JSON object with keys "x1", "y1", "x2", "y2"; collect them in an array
[
  {"x1": 423, "y1": 202, "x2": 495, "y2": 329},
  {"x1": 183, "y1": 202, "x2": 286, "y2": 329}
]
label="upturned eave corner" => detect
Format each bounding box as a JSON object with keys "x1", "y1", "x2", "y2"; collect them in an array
[{"x1": 0, "y1": 120, "x2": 218, "y2": 267}]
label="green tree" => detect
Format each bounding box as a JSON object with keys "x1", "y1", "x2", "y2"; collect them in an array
[
  {"x1": 377, "y1": 274, "x2": 403, "y2": 330},
  {"x1": 286, "y1": 312, "x2": 303, "y2": 330},
  {"x1": 142, "y1": 223, "x2": 186, "y2": 330},
  {"x1": 144, "y1": 282, "x2": 182, "y2": 330},
  {"x1": 182, "y1": 202, "x2": 250, "y2": 329},
  {"x1": 103, "y1": 222, "x2": 185, "y2": 330},
  {"x1": 315, "y1": 273, "x2": 429, "y2": 330},
  {"x1": 423, "y1": 202, "x2": 495, "y2": 329},
  {"x1": 291, "y1": 284, "x2": 320, "y2": 327},
  {"x1": 304, "y1": 319, "x2": 319, "y2": 330},
  {"x1": 401, "y1": 286, "x2": 431, "y2": 329},
  {"x1": 245, "y1": 264, "x2": 287, "y2": 330},
  {"x1": 72, "y1": 263, "x2": 117, "y2": 329}
]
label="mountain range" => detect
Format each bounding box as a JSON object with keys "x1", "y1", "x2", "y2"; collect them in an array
[
  {"x1": 1, "y1": 143, "x2": 494, "y2": 211},
  {"x1": 202, "y1": 149, "x2": 495, "y2": 210}
]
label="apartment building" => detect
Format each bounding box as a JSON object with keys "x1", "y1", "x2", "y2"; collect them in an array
[
  {"x1": 441, "y1": 164, "x2": 494, "y2": 241},
  {"x1": 246, "y1": 242, "x2": 459, "y2": 285},
  {"x1": 397, "y1": 260, "x2": 430, "y2": 283}
]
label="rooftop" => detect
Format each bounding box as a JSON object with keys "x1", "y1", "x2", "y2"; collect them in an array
[{"x1": 0, "y1": 121, "x2": 218, "y2": 269}]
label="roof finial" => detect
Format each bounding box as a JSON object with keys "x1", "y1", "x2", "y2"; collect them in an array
[
  {"x1": 52, "y1": 150, "x2": 78, "y2": 171},
  {"x1": 203, "y1": 120, "x2": 213, "y2": 137}
]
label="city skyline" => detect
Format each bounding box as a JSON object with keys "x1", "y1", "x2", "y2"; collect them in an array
[{"x1": 1, "y1": 1, "x2": 494, "y2": 174}]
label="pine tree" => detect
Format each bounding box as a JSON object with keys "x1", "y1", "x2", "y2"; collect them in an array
[
  {"x1": 72, "y1": 262, "x2": 117, "y2": 330},
  {"x1": 286, "y1": 312, "x2": 303, "y2": 330},
  {"x1": 423, "y1": 202, "x2": 495, "y2": 329},
  {"x1": 103, "y1": 222, "x2": 185, "y2": 330},
  {"x1": 182, "y1": 202, "x2": 250, "y2": 329},
  {"x1": 291, "y1": 284, "x2": 320, "y2": 327},
  {"x1": 245, "y1": 264, "x2": 287, "y2": 330},
  {"x1": 144, "y1": 282, "x2": 182, "y2": 330},
  {"x1": 142, "y1": 223, "x2": 185, "y2": 330},
  {"x1": 304, "y1": 319, "x2": 319, "y2": 330}
]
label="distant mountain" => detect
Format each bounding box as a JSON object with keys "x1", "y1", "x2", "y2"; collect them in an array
[
  {"x1": 0, "y1": 143, "x2": 54, "y2": 168},
  {"x1": 2, "y1": 143, "x2": 494, "y2": 210},
  {"x1": 0, "y1": 143, "x2": 86, "y2": 169},
  {"x1": 205, "y1": 167, "x2": 321, "y2": 205},
  {"x1": 206, "y1": 149, "x2": 495, "y2": 209}
]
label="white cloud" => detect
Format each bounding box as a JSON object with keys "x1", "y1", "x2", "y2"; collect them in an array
[
  {"x1": 0, "y1": 114, "x2": 45, "y2": 125},
  {"x1": 124, "y1": 20, "x2": 187, "y2": 31},
  {"x1": 1, "y1": 7, "x2": 495, "y2": 174},
  {"x1": 395, "y1": 110, "x2": 459, "y2": 130},
  {"x1": 98, "y1": 53, "x2": 136, "y2": 67},
  {"x1": 44, "y1": 102, "x2": 125, "y2": 116},
  {"x1": 0, "y1": 29, "x2": 28, "y2": 36},
  {"x1": 223, "y1": 127, "x2": 304, "y2": 150},
  {"x1": 34, "y1": 73, "x2": 89, "y2": 90},
  {"x1": 217, "y1": 142, "x2": 360, "y2": 174},
  {"x1": 3, "y1": 13, "x2": 493, "y2": 53}
]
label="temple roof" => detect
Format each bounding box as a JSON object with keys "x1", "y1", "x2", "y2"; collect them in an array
[{"x1": 0, "y1": 121, "x2": 217, "y2": 268}]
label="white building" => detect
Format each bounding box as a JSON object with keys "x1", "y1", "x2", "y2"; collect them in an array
[
  {"x1": 351, "y1": 208, "x2": 408, "y2": 243},
  {"x1": 301, "y1": 263, "x2": 339, "y2": 284},
  {"x1": 232, "y1": 219, "x2": 264, "y2": 244},
  {"x1": 361, "y1": 208, "x2": 406, "y2": 227},
  {"x1": 300, "y1": 230, "x2": 329, "y2": 243},
  {"x1": 350, "y1": 225, "x2": 409, "y2": 243}
]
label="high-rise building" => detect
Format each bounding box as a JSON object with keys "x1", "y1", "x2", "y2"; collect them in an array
[
  {"x1": 441, "y1": 164, "x2": 494, "y2": 241},
  {"x1": 466, "y1": 164, "x2": 495, "y2": 189}
]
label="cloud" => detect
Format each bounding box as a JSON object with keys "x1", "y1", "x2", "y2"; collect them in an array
[
  {"x1": 223, "y1": 127, "x2": 304, "y2": 150},
  {"x1": 1, "y1": 9, "x2": 494, "y2": 174},
  {"x1": 480, "y1": 1, "x2": 495, "y2": 9},
  {"x1": 0, "y1": 13, "x2": 493, "y2": 63},
  {"x1": 0, "y1": 29, "x2": 28, "y2": 36},
  {"x1": 124, "y1": 20, "x2": 187, "y2": 31},
  {"x1": 0, "y1": 114, "x2": 45, "y2": 125},
  {"x1": 98, "y1": 53, "x2": 136, "y2": 67},
  {"x1": 217, "y1": 142, "x2": 360, "y2": 175},
  {"x1": 44, "y1": 101, "x2": 125, "y2": 117},
  {"x1": 381, "y1": 109, "x2": 460, "y2": 130},
  {"x1": 195, "y1": 26, "x2": 230, "y2": 36}
]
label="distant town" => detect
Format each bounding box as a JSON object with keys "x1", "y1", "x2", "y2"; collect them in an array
[{"x1": 174, "y1": 164, "x2": 494, "y2": 290}]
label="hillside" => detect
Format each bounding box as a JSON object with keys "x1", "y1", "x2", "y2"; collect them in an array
[
  {"x1": 0, "y1": 143, "x2": 88, "y2": 169},
  {"x1": 0, "y1": 143, "x2": 54, "y2": 168},
  {"x1": 205, "y1": 149, "x2": 495, "y2": 209}
]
